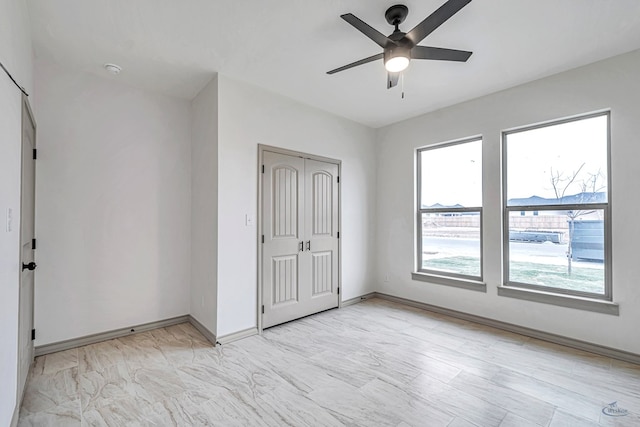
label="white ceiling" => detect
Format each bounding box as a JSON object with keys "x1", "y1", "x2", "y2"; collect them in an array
[{"x1": 27, "y1": 0, "x2": 640, "y2": 128}]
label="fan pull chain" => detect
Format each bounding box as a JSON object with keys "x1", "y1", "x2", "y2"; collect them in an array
[{"x1": 401, "y1": 72, "x2": 405, "y2": 99}]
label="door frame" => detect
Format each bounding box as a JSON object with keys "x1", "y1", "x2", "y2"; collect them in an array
[
  {"x1": 17, "y1": 93, "x2": 36, "y2": 402},
  {"x1": 257, "y1": 144, "x2": 342, "y2": 334}
]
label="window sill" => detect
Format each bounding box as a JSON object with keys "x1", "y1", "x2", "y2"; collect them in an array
[
  {"x1": 497, "y1": 285, "x2": 619, "y2": 316},
  {"x1": 411, "y1": 272, "x2": 486, "y2": 292}
]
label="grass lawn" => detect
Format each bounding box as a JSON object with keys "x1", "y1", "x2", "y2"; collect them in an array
[{"x1": 424, "y1": 256, "x2": 604, "y2": 294}]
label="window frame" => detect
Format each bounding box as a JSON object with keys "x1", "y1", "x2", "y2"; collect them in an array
[
  {"x1": 416, "y1": 136, "x2": 484, "y2": 282},
  {"x1": 501, "y1": 111, "x2": 612, "y2": 301}
]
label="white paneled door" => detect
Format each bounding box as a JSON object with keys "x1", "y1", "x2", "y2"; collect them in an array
[
  {"x1": 262, "y1": 151, "x2": 339, "y2": 328},
  {"x1": 18, "y1": 96, "x2": 36, "y2": 400}
]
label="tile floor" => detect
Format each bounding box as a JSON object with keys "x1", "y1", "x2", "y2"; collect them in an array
[{"x1": 18, "y1": 298, "x2": 640, "y2": 426}]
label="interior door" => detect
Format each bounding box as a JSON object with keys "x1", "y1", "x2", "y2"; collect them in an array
[
  {"x1": 18, "y1": 96, "x2": 36, "y2": 399},
  {"x1": 262, "y1": 151, "x2": 339, "y2": 329},
  {"x1": 303, "y1": 159, "x2": 339, "y2": 315}
]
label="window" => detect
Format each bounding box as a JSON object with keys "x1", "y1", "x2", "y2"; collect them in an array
[
  {"x1": 503, "y1": 112, "x2": 611, "y2": 299},
  {"x1": 416, "y1": 137, "x2": 482, "y2": 281}
]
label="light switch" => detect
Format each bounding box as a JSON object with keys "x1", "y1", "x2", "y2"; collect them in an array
[{"x1": 245, "y1": 214, "x2": 255, "y2": 227}]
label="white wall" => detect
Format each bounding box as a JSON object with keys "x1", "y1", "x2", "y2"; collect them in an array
[
  {"x1": 33, "y1": 59, "x2": 192, "y2": 346},
  {"x1": 375, "y1": 49, "x2": 640, "y2": 354},
  {"x1": 216, "y1": 75, "x2": 377, "y2": 337},
  {"x1": 0, "y1": 0, "x2": 33, "y2": 423},
  {"x1": 190, "y1": 75, "x2": 218, "y2": 335}
]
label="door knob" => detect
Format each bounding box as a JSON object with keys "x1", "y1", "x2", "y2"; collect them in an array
[
  {"x1": 22, "y1": 262, "x2": 37, "y2": 271},
  {"x1": 299, "y1": 241, "x2": 304, "y2": 252},
  {"x1": 306, "y1": 241, "x2": 311, "y2": 251}
]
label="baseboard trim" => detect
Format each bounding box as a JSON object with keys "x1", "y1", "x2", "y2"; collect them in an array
[
  {"x1": 373, "y1": 292, "x2": 640, "y2": 365},
  {"x1": 10, "y1": 398, "x2": 19, "y2": 427},
  {"x1": 342, "y1": 292, "x2": 377, "y2": 307},
  {"x1": 34, "y1": 315, "x2": 190, "y2": 356},
  {"x1": 217, "y1": 327, "x2": 258, "y2": 345},
  {"x1": 188, "y1": 315, "x2": 217, "y2": 346}
]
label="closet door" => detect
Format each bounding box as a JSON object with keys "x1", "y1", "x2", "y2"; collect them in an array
[
  {"x1": 302, "y1": 159, "x2": 339, "y2": 316},
  {"x1": 262, "y1": 151, "x2": 339, "y2": 329}
]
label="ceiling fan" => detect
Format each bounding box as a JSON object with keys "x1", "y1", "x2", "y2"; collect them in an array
[{"x1": 327, "y1": 0, "x2": 473, "y2": 89}]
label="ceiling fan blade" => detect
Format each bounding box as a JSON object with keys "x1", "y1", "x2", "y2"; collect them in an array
[
  {"x1": 341, "y1": 13, "x2": 395, "y2": 48},
  {"x1": 405, "y1": 0, "x2": 472, "y2": 46},
  {"x1": 411, "y1": 46, "x2": 472, "y2": 62},
  {"x1": 327, "y1": 53, "x2": 384, "y2": 75},
  {"x1": 387, "y1": 72, "x2": 399, "y2": 89}
]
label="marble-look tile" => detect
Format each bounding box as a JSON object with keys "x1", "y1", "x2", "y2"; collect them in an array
[
  {"x1": 434, "y1": 319, "x2": 529, "y2": 349},
  {"x1": 359, "y1": 378, "x2": 453, "y2": 427},
  {"x1": 420, "y1": 341, "x2": 503, "y2": 380},
  {"x1": 115, "y1": 333, "x2": 172, "y2": 371},
  {"x1": 18, "y1": 299, "x2": 640, "y2": 426},
  {"x1": 448, "y1": 370, "x2": 555, "y2": 426},
  {"x1": 21, "y1": 367, "x2": 78, "y2": 413},
  {"x1": 445, "y1": 418, "x2": 480, "y2": 427},
  {"x1": 175, "y1": 352, "x2": 291, "y2": 406},
  {"x1": 31, "y1": 348, "x2": 79, "y2": 376},
  {"x1": 307, "y1": 383, "x2": 404, "y2": 427},
  {"x1": 548, "y1": 409, "x2": 600, "y2": 427},
  {"x1": 78, "y1": 363, "x2": 153, "y2": 412},
  {"x1": 344, "y1": 348, "x2": 423, "y2": 385},
  {"x1": 307, "y1": 349, "x2": 382, "y2": 388},
  {"x1": 600, "y1": 412, "x2": 640, "y2": 427},
  {"x1": 611, "y1": 359, "x2": 640, "y2": 377},
  {"x1": 427, "y1": 384, "x2": 508, "y2": 427},
  {"x1": 491, "y1": 369, "x2": 604, "y2": 422},
  {"x1": 271, "y1": 358, "x2": 366, "y2": 393},
  {"x1": 569, "y1": 362, "x2": 640, "y2": 403},
  {"x1": 198, "y1": 390, "x2": 278, "y2": 427},
  {"x1": 517, "y1": 362, "x2": 640, "y2": 415},
  {"x1": 498, "y1": 412, "x2": 543, "y2": 427},
  {"x1": 525, "y1": 338, "x2": 612, "y2": 371},
  {"x1": 129, "y1": 366, "x2": 186, "y2": 402},
  {"x1": 255, "y1": 386, "x2": 344, "y2": 426},
  {"x1": 81, "y1": 397, "x2": 167, "y2": 427},
  {"x1": 78, "y1": 340, "x2": 126, "y2": 374},
  {"x1": 261, "y1": 322, "x2": 335, "y2": 359},
  {"x1": 401, "y1": 325, "x2": 468, "y2": 351},
  {"x1": 18, "y1": 399, "x2": 81, "y2": 427},
  {"x1": 458, "y1": 339, "x2": 576, "y2": 379}
]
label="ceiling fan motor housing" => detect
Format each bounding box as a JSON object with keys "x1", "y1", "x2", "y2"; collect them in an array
[{"x1": 385, "y1": 4, "x2": 409, "y2": 27}]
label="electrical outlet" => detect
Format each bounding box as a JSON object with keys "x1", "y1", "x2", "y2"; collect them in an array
[{"x1": 384, "y1": 273, "x2": 390, "y2": 282}]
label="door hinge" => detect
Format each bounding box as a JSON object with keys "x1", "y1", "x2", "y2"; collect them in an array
[
  {"x1": 262, "y1": 235, "x2": 264, "y2": 244},
  {"x1": 337, "y1": 287, "x2": 340, "y2": 295},
  {"x1": 31, "y1": 329, "x2": 35, "y2": 340},
  {"x1": 337, "y1": 232, "x2": 340, "y2": 239},
  {"x1": 337, "y1": 176, "x2": 340, "y2": 183},
  {"x1": 32, "y1": 238, "x2": 36, "y2": 250},
  {"x1": 32, "y1": 149, "x2": 37, "y2": 160},
  {"x1": 262, "y1": 305, "x2": 265, "y2": 314},
  {"x1": 262, "y1": 165, "x2": 265, "y2": 173}
]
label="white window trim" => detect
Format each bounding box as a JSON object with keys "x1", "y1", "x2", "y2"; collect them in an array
[
  {"x1": 501, "y1": 111, "x2": 613, "y2": 302},
  {"x1": 415, "y1": 136, "x2": 484, "y2": 287}
]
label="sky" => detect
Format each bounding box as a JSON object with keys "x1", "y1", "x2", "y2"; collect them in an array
[{"x1": 420, "y1": 114, "x2": 608, "y2": 208}]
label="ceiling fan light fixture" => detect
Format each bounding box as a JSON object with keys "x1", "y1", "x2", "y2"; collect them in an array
[
  {"x1": 385, "y1": 55, "x2": 410, "y2": 72},
  {"x1": 384, "y1": 46, "x2": 411, "y2": 72}
]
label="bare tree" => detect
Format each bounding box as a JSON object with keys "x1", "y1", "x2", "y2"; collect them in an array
[{"x1": 550, "y1": 164, "x2": 606, "y2": 274}]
